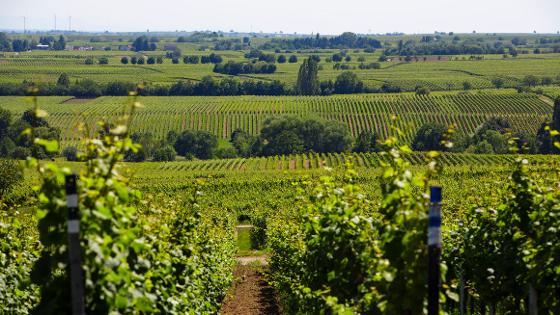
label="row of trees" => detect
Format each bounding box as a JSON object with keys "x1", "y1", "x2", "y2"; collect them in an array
[
  {"x1": 213, "y1": 61, "x2": 277, "y2": 75},
  {"x1": 0, "y1": 75, "x2": 290, "y2": 97},
  {"x1": 0, "y1": 33, "x2": 66, "y2": 52},
  {"x1": 261, "y1": 32, "x2": 382, "y2": 50},
  {"x1": 411, "y1": 98, "x2": 560, "y2": 154},
  {"x1": 243, "y1": 50, "x2": 298, "y2": 63}
]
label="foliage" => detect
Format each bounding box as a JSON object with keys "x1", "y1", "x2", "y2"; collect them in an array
[
  {"x1": 412, "y1": 122, "x2": 447, "y2": 151},
  {"x1": 174, "y1": 130, "x2": 218, "y2": 159},
  {"x1": 9, "y1": 94, "x2": 235, "y2": 313},
  {"x1": 296, "y1": 58, "x2": 320, "y2": 95},
  {"x1": 0, "y1": 159, "x2": 23, "y2": 193},
  {"x1": 259, "y1": 116, "x2": 352, "y2": 156}
]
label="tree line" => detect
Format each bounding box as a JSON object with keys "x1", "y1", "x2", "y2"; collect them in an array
[
  {"x1": 411, "y1": 98, "x2": 560, "y2": 155},
  {"x1": 0, "y1": 33, "x2": 66, "y2": 52},
  {"x1": 260, "y1": 32, "x2": 382, "y2": 50}
]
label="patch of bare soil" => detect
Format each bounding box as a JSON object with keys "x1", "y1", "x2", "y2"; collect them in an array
[{"x1": 221, "y1": 266, "x2": 281, "y2": 315}]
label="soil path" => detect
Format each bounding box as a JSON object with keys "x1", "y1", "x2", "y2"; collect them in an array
[{"x1": 221, "y1": 266, "x2": 281, "y2": 315}]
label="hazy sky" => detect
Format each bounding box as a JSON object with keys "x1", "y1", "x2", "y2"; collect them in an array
[{"x1": 1, "y1": 0, "x2": 559, "y2": 34}]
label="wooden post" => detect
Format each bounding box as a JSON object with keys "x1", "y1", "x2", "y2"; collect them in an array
[
  {"x1": 529, "y1": 284, "x2": 538, "y2": 315},
  {"x1": 460, "y1": 273, "x2": 465, "y2": 315},
  {"x1": 66, "y1": 174, "x2": 85, "y2": 315},
  {"x1": 428, "y1": 186, "x2": 442, "y2": 315}
]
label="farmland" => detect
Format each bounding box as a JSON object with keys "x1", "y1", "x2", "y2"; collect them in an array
[
  {"x1": 2, "y1": 27, "x2": 560, "y2": 314},
  {"x1": 0, "y1": 89, "x2": 552, "y2": 147},
  {"x1": 2, "y1": 46, "x2": 560, "y2": 91}
]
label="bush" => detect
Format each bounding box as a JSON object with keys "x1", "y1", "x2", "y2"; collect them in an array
[
  {"x1": 334, "y1": 71, "x2": 364, "y2": 94},
  {"x1": 98, "y1": 57, "x2": 109, "y2": 65},
  {"x1": 0, "y1": 159, "x2": 23, "y2": 193},
  {"x1": 288, "y1": 55, "x2": 298, "y2": 63},
  {"x1": 11, "y1": 146, "x2": 31, "y2": 159},
  {"x1": 84, "y1": 57, "x2": 94, "y2": 65},
  {"x1": 153, "y1": 145, "x2": 176, "y2": 161},
  {"x1": 415, "y1": 86, "x2": 431, "y2": 95},
  {"x1": 174, "y1": 130, "x2": 218, "y2": 159},
  {"x1": 120, "y1": 56, "x2": 129, "y2": 64},
  {"x1": 62, "y1": 146, "x2": 78, "y2": 161},
  {"x1": 412, "y1": 122, "x2": 446, "y2": 151}
]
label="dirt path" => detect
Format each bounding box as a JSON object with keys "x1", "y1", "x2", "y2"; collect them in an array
[
  {"x1": 221, "y1": 266, "x2": 281, "y2": 315},
  {"x1": 237, "y1": 256, "x2": 268, "y2": 265}
]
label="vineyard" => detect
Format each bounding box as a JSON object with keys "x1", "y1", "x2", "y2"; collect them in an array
[
  {"x1": 2, "y1": 49, "x2": 560, "y2": 91},
  {"x1": 0, "y1": 90, "x2": 551, "y2": 146},
  {"x1": 2, "y1": 28, "x2": 560, "y2": 314}
]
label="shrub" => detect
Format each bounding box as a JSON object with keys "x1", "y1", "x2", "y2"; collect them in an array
[
  {"x1": 153, "y1": 145, "x2": 176, "y2": 161},
  {"x1": 62, "y1": 146, "x2": 78, "y2": 161},
  {"x1": 0, "y1": 159, "x2": 23, "y2": 193}
]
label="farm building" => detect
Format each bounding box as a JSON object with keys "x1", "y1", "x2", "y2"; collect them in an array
[{"x1": 34, "y1": 44, "x2": 49, "y2": 50}]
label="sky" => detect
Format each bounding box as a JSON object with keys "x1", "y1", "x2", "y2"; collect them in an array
[{"x1": 1, "y1": 0, "x2": 559, "y2": 34}]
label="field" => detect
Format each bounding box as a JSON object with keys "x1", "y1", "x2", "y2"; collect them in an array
[
  {"x1": 2, "y1": 31, "x2": 560, "y2": 314},
  {"x1": 0, "y1": 89, "x2": 552, "y2": 147},
  {"x1": 2, "y1": 46, "x2": 560, "y2": 91}
]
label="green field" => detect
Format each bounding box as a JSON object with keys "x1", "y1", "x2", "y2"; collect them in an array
[
  {"x1": 0, "y1": 90, "x2": 552, "y2": 146},
  {"x1": 3, "y1": 31, "x2": 560, "y2": 314},
  {"x1": 2, "y1": 47, "x2": 560, "y2": 91}
]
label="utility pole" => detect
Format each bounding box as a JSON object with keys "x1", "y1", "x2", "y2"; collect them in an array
[
  {"x1": 54, "y1": 14, "x2": 57, "y2": 31},
  {"x1": 23, "y1": 16, "x2": 26, "y2": 34}
]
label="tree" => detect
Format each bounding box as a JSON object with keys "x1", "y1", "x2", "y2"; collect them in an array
[
  {"x1": 121, "y1": 56, "x2": 129, "y2": 64},
  {"x1": 288, "y1": 55, "x2": 298, "y2": 63},
  {"x1": 132, "y1": 36, "x2": 150, "y2": 51},
  {"x1": 62, "y1": 146, "x2": 78, "y2": 161},
  {"x1": 137, "y1": 57, "x2": 145, "y2": 65},
  {"x1": 296, "y1": 58, "x2": 320, "y2": 95},
  {"x1": 474, "y1": 117, "x2": 511, "y2": 142},
  {"x1": 0, "y1": 32, "x2": 11, "y2": 51},
  {"x1": 98, "y1": 57, "x2": 109, "y2": 65},
  {"x1": 353, "y1": 131, "x2": 379, "y2": 153},
  {"x1": 536, "y1": 98, "x2": 560, "y2": 154},
  {"x1": 153, "y1": 145, "x2": 176, "y2": 161},
  {"x1": 463, "y1": 81, "x2": 472, "y2": 90},
  {"x1": 0, "y1": 107, "x2": 12, "y2": 137},
  {"x1": 84, "y1": 57, "x2": 94, "y2": 65},
  {"x1": 473, "y1": 140, "x2": 493, "y2": 154},
  {"x1": 56, "y1": 73, "x2": 70, "y2": 87},
  {"x1": 412, "y1": 123, "x2": 446, "y2": 151},
  {"x1": 264, "y1": 130, "x2": 304, "y2": 155},
  {"x1": 22, "y1": 109, "x2": 48, "y2": 128},
  {"x1": 322, "y1": 123, "x2": 352, "y2": 152},
  {"x1": 277, "y1": 55, "x2": 287, "y2": 63},
  {"x1": 522, "y1": 75, "x2": 539, "y2": 87},
  {"x1": 492, "y1": 77, "x2": 504, "y2": 89},
  {"x1": 334, "y1": 71, "x2": 363, "y2": 94},
  {"x1": 481, "y1": 130, "x2": 508, "y2": 154},
  {"x1": 174, "y1": 130, "x2": 218, "y2": 159},
  {"x1": 52, "y1": 35, "x2": 66, "y2": 50},
  {"x1": 156, "y1": 56, "x2": 163, "y2": 64},
  {"x1": 0, "y1": 159, "x2": 23, "y2": 194},
  {"x1": 130, "y1": 56, "x2": 138, "y2": 64},
  {"x1": 415, "y1": 86, "x2": 430, "y2": 96},
  {"x1": 147, "y1": 56, "x2": 156, "y2": 64},
  {"x1": 230, "y1": 128, "x2": 256, "y2": 157},
  {"x1": 259, "y1": 116, "x2": 352, "y2": 155}
]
